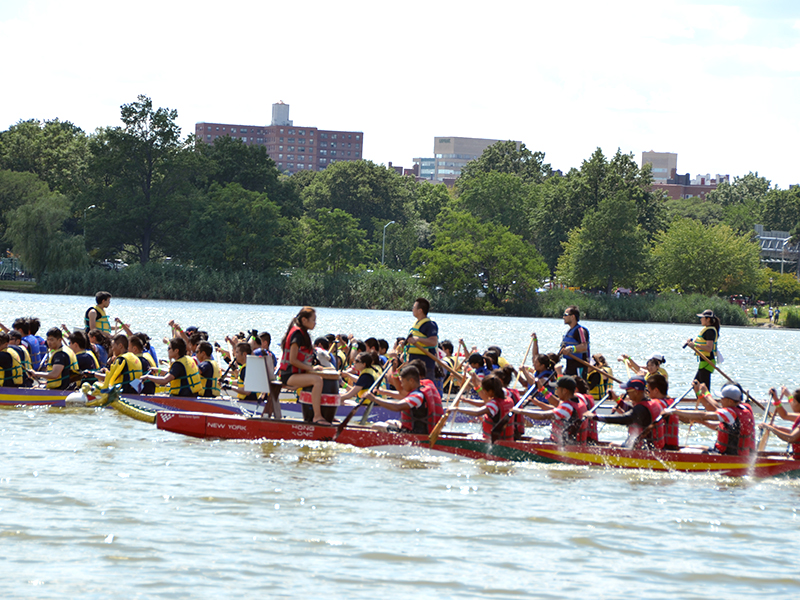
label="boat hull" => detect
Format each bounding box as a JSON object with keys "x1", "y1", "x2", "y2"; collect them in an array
[{"x1": 154, "y1": 411, "x2": 800, "y2": 477}]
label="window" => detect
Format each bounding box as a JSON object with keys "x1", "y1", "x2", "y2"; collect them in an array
[
  {"x1": 348, "y1": 135, "x2": 352, "y2": 139},
  {"x1": 288, "y1": 129, "x2": 295, "y2": 134},
  {"x1": 332, "y1": 134, "x2": 337, "y2": 139},
  {"x1": 231, "y1": 128, "x2": 237, "y2": 133},
  {"x1": 242, "y1": 137, "x2": 247, "y2": 142},
  {"x1": 356, "y1": 135, "x2": 360, "y2": 139},
  {"x1": 320, "y1": 149, "x2": 327, "y2": 155},
  {"x1": 310, "y1": 131, "x2": 314, "y2": 137},
  {"x1": 320, "y1": 133, "x2": 328, "y2": 139},
  {"x1": 288, "y1": 138, "x2": 295, "y2": 142},
  {"x1": 279, "y1": 146, "x2": 283, "y2": 151},
  {"x1": 278, "y1": 154, "x2": 283, "y2": 159},
  {"x1": 288, "y1": 146, "x2": 294, "y2": 151},
  {"x1": 299, "y1": 147, "x2": 305, "y2": 152},
  {"x1": 241, "y1": 128, "x2": 247, "y2": 133},
  {"x1": 280, "y1": 128, "x2": 284, "y2": 133},
  {"x1": 331, "y1": 150, "x2": 337, "y2": 156},
  {"x1": 279, "y1": 137, "x2": 284, "y2": 142},
  {"x1": 320, "y1": 158, "x2": 327, "y2": 163},
  {"x1": 215, "y1": 127, "x2": 219, "y2": 131},
  {"x1": 288, "y1": 155, "x2": 294, "y2": 160},
  {"x1": 206, "y1": 135, "x2": 211, "y2": 140},
  {"x1": 348, "y1": 152, "x2": 351, "y2": 156},
  {"x1": 299, "y1": 130, "x2": 305, "y2": 136}
]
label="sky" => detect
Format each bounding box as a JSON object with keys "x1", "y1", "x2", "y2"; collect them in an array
[{"x1": 1, "y1": 0, "x2": 799, "y2": 187}]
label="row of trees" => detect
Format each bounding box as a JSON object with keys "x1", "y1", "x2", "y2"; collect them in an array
[{"x1": 2, "y1": 95, "x2": 799, "y2": 311}]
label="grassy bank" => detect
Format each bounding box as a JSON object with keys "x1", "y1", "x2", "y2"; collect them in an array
[
  {"x1": 34, "y1": 265, "x2": 755, "y2": 326},
  {"x1": 0, "y1": 280, "x2": 38, "y2": 293}
]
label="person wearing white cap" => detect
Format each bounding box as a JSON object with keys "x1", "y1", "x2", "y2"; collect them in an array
[
  {"x1": 685, "y1": 309, "x2": 720, "y2": 389},
  {"x1": 665, "y1": 382, "x2": 755, "y2": 456},
  {"x1": 619, "y1": 353, "x2": 668, "y2": 382}
]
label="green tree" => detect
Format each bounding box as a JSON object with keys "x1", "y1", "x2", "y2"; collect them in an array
[
  {"x1": 413, "y1": 209, "x2": 548, "y2": 310},
  {"x1": 761, "y1": 186, "x2": 800, "y2": 233},
  {"x1": 305, "y1": 208, "x2": 372, "y2": 274},
  {"x1": 665, "y1": 197, "x2": 724, "y2": 226},
  {"x1": 0, "y1": 119, "x2": 89, "y2": 196},
  {"x1": 458, "y1": 141, "x2": 551, "y2": 184},
  {"x1": 455, "y1": 171, "x2": 532, "y2": 239},
  {"x1": 0, "y1": 169, "x2": 52, "y2": 239},
  {"x1": 303, "y1": 161, "x2": 411, "y2": 239},
  {"x1": 413, "y1": 181, "x2": 452, "y2": 223},
  {"x1": 652, "y1": 219, "x2": 762, "y2": 295},
  {"x1": 706, "y1": 172, "x2": 771, "y2": 234},
  {"x1": 556, "y1": 192, "x2": 649, "y2": 294},
  {"x1": 86, "y1": 95, "x2": 197, "y2": 264},
  {"x1": 4, "y1": 191, "x2": 87, "y2": 278}
]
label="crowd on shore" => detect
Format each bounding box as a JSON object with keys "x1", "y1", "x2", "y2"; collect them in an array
[{"x1": 2, "y1": 291, "x2": 799, "y2": 457}]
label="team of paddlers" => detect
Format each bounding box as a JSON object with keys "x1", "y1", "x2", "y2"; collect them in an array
[{"x1": 1, "y1": 292, "x2": 798, "y2": 457}]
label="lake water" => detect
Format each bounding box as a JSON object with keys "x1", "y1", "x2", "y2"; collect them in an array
[{"x1": 2, "y1": 292, "x2": 799, "y2": 599}]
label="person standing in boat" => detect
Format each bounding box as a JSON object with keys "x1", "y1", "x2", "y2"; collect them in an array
[
  {"x1": 85, "y1": 292, "x2": 113, "y2": 334},
  {"x1": 365, "y1": 364, "x2": 443, "y2": 434},
  {"x1": 513, "y1": 376, "x2": 587, "y2": 445},
  {"x1": 279, "y1": 307, "x2": 329, "y2": 425},
  {"x1": 686, "y1": 309, "x2": 719, "y2": 389},
  {"x1": 585, "y1": 376, "x2": 665, "y2": 449},
  {"x1": 405, "y1": 297, "x2": 443, "y2": 394},
  {"x1": 559, "y1": 306, "x2": 589, "y2": 378},
  {"x1": 141, "y1": 337, "x2": 202, "y2": 397},
  {"x1": 666, "y1": 383, "x2": 755, "y2": 456}
]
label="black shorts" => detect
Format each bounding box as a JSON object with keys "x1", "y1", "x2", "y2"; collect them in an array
[{"x1": 279, "y1": 370, "x2": 294, "y2": 386}]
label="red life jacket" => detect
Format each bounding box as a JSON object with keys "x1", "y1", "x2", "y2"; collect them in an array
[
  {"x1": 715, "y1": 403, "x2": 756, "y2": 456},
  {"x1": 507, "y1": 388, "x2": 526, "y2": 439},
  {"x1": 483, "y1": 394, "x2": 515, "y2": 441},
  {"x1": 577, "y1": 392, "x2": 598, "y2": 443},
  {"x1": 400, "y1": 383, "x2": 443, "y2": 434},
  {"x1": 655, "y1": 397, "x2": 680, "y2": 448},
  {"x1": 635, "y1": 399, "x2": 665, "y2": 450},
  {"x1": 551, "y1": 397, "x2": 587, "y2": 444},
  {"x1": 278, "y1": 326, "x2": 314, "y2": 376}
]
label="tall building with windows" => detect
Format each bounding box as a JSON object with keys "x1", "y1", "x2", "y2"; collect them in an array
[
  {"x1": 642, "y1": 151, "x2": 678, "y2": 183},
  {"x1": 195, "y1": 103, "x2": 363, "y2": 175},
  {"x1": 414, "y1": 137, "x2": 520, "y2": 184}
]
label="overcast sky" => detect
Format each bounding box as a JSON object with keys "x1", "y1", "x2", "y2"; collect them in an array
[{"x1": 1, "y1": 0, "x2": 798, "y2": 187}]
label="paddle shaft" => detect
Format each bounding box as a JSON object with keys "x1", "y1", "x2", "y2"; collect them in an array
[
  {"x1": 492, "y1": 369, "x2": 558, "y2": 438},
  {"x1": 563, "y1": 353, "x2": 623, "y2": 384},
  {"x1": 514, "y1": 334, "x2": 536, "y2": 387},
  {"x1": 334, "y1": 361, "x2": 393, "y2": 439},
  {"x1": 757, "y1": 401, "x2": 779, "y2": 451},
  {"x1": 628, "y1": 385, "x2": 694, "y2": 448},
  {"x1": 429, "y1": 377, "x2": 472, "y2": 445},
  {"x1": 684, "y1": 344, "x2": 765, "y2": 410},
  {"x1": 412, "y1": 342, "x2": 465, "y2": 383}
]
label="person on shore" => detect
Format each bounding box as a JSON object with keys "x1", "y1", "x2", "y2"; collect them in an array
[
  {"x1": 405, "y1": 297, "x2": 443, "y2": 394},
  {"x1": 586, "y1": 376, "x2": 665, "y2": 449},
  {"x1": 760, "y1": 388, "x2": 800, "y2": 456},
  {"x1": 513, "y1": 376, "x2": 587, "y2": 445},
  {"x1": 560, "y1": 306, "x2": 589, "y2": 378},
  {"x1": 29, "y1": 328, "x2": 80, "y2": 390},
  {"x1": 278, "y1": 307, "x2": 329, "y2": 425},
  {"x1": 0, "y1": 331, "x2": 23, "y2": 387},
  {"x1": 665, "y1": 383, "x2": 755, "y2": 456},
  {"x1": 85, "y1": 292, "x2": 112, "y2": 334},
  {"x1": 141, "y1": 337, "x2": 202, "y2": 397},
  {"x1": 365, "y1": 365, "x2": 443, "y2": 434},
  {"x1": 685, "y1": 309, "x2": 720, "y2": 389}
]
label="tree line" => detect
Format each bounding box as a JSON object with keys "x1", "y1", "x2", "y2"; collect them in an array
[{"x1": 2, "y1": 94, "x2": 800, "y2": 312}]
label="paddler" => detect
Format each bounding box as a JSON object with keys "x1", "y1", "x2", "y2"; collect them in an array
[
  {"x1": 665, "y1": 383, "x2": 755, "y2": 456},
  {"x1": 646, "y1": 374, "x2": 680, "y2": 450},
  {"x1": 140, "y1": 337, "x2": 202, "y2": 397},
  {"x1": 195, "y1": 341, "x2": 220, "y2": 398},
  {"x1": 559, "y1": 306, "x2": 589, "y2": 378},
  {"x1": 585, "y1": 376, "x2": 665, "y2": 449},
  {"x1": 405, "y1": 297, "x2": 443, "y2": 394},
  {"x1": 129, "y1": 335, "x2": 157, "y2": 394},
  {"x1": 453, "y1": 374, "x2": 515, "y2": 441},
  {"x1": 364, "y1": 364, "x2": 443, "y2": 434},
  {"x1": 0, "y1": 331, "x2": 23, "y2": 387},
  {"x1": 68, "y1": 330, "x2": 100, "y2": 385},
  {"x1": 512, "y1": 376, "x2": 587, "y2": 445},
  {"x1": 101, "y1": 334, "x2": 143, "y2": 394},
  {"x1": 84, "y1": 292, "x2": 112, "y2": 334},
  {"x1": 619, "y1": 353, "x2": 668, "y2": 382},
  {"x1": 686, "y1": 309, "x2": 720, "y2": 389},
  {"x1": 339, "y1": 351, "x2": 380, "y2": 404},
  {"x1": 759, "y1": 388, "x2": 800, "y2": 456},
  {"x1": 29, "y1": 327, "x2": 80, "y2": 390}
]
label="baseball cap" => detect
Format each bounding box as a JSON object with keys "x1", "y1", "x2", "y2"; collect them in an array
[
  {"x1": 648, "y1": 353, "x2": 666, "y2": 364},
  {"x1": 696, "y1": 309, "x2": 715, "y2": 318},
  {"x1": 720, "y1": 384, "x2": 742, "y2": 402},
  {"x1": 621, "y1": 376, "x2": 647, "y2": 391}
]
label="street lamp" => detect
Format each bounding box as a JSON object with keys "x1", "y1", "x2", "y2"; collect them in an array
[
  {"x1": 83, "y1": 205, "x2": 97, "y2": 248},
  {"x1": 382, "y1": 220, "x2": 396, "y2": 266},
  {"x1": 769, "y1": 277, "x2": 773, "y2": 312}
]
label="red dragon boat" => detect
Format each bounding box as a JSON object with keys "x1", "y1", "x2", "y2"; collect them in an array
[{"x1": 154, "y1": 411, "x2": 800, "y2": 478}]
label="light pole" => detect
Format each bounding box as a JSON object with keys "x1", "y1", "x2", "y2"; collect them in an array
[
  {"x1": 382, "y1": 220, "x2": 396, "y2": 266},
  {"x1": 769, "y1": 277, "x2": 773, "y2": 312},
  {"x1": 83, "y1": 204, "x2": 97, "y2": 243}
]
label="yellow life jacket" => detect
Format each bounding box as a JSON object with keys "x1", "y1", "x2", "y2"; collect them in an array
[
  {"x1": 2, "y1": 347, "x2": 23, "y2": 386},
  {"x1": 407, "y1": 317, "x2": 433, "y2": 356},
  {"x1": 137, "y1": 352, "x2": 157, "y2": 371},
  {"x1": 116, "y1": 352, "x2": 143, "y2": 387},
  {"x1": 357, "y1": 365, "x2": 382, "y2": 398},
  {"x1": 588, "y1": 365, "x2": 612, "y2": 400},
  {"x1": 45, "y1": 346, "x2": 79, "y2": 390},
  {"x1": 199, "y1": 360, "x2": 221, "y2": 398},
  {"x1": 169, "y1": 356, "x2": 202, "y2": 396},
  {"x1": 85, "y1": 305, "x2": 112, "y2": 334},
  {"x1": 694, "y1": 326, "x2": 717, "y2": 371}
]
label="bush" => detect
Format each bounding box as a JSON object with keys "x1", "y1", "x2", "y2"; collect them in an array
[{"x1": 784, "y1": 308, "x2": 800, "y2": 329}]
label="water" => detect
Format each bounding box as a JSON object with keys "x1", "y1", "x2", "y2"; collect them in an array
[{"x1": 2, "y1": 292, "x2": 800, "y2": 599}]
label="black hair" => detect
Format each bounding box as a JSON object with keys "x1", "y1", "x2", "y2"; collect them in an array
[{"x1": 556, "y1": 376, "x2": 576, "y2": 393}]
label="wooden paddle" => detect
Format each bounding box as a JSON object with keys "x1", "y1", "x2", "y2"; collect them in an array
[
  {"x1": 563, "y1": 352, "x2": 623, "y2": 384},
  {"x1": 757, "y1": 390, "x2": 782, "y2": 451},
  {"x1": 684, "y1": 344, "x2": 765, "y2": 410},
  {"x1": 333, "y1": 361, "x2": 393, "y2": 440},
  {"x1": 428, "y1": 377, "x2": 472, "y2": 446},
  {"x1": 493, "y1": 369, "x2": 559, "y2": 439},
  {"x1": 513, "y1": 334, "x2": 536, "y2": 387}
]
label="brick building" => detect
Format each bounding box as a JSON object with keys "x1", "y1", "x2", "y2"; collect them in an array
[
  {"x1": 642, "y1": 151, "x2": 729, "y2": 199},
  {"x1": 195, "y1": 102, "x2": 363, "y2": 175}
]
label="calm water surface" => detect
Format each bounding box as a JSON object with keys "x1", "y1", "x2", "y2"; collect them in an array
[{"x1": 2, "y1": 292, "x2": 799, "y2": 599}]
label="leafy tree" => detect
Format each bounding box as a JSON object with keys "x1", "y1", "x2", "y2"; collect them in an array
[
  {"x1": 652, "y1": 219, "x2": 762, "y2": 295},
  {"x1": 413, "y1": 181, "x2": 452, "y2": 223},
  {"x1": 303, "y1": 161, "x2": 411, "y2": 239},
  {"x1": 556, "y1": 192, "x2": 649, "y2": 294},
  {"x1": 184, "y1": 183, "x2": 285, "y2": 271},
  {"x1": 761, "y1": 186, "x2": 800, "y2": 233},
  {"x1": 0, "y1": 169, "x2": 52, "y2": 239},
  {"x1": 706, "y1": 172, "x2": 771, "y2": 234},
  {"x1": 665, "y1": 197, "x2": 724, "y2": 226},
  {"x1": 86, "y1": 95, "x2": 197, "y2": 264},
  {"x1": 455, "y1": 171, "x2": 532, "y2": 239},
  {"x1": 305, "y1": 208, "x2": 372, "y2": 274},
  {"x1": 5, "y1": 191, "x2": 87, "y2": 278},
  {"x1": 0, "y1": 119, "x2": 89, "y2": 196},
  {"x1": 371, "y1": 218, "x2": 431, "y2": 270},
  {"x1": 458, "y1": 141, "x2": 551, "y2": 185},
  {"x1": 413, "y1": 209, "x2": 548, "y2": 310},
  {"x1": 197, "y1": 135, "x2": 281, "y2": 194}
]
